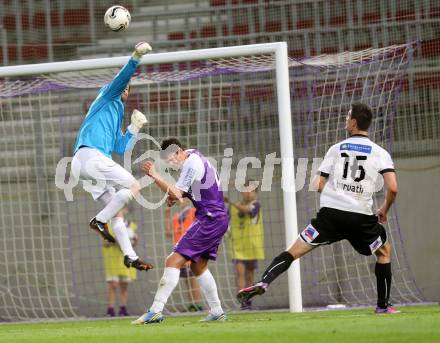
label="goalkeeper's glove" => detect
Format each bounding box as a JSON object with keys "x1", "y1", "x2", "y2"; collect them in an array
[
  {"x1": 132, "y1": 42, "x2": 152, "y2": 61},
  {"x1": 128, "y1": 109, "x2": 148, "y2": 134}
]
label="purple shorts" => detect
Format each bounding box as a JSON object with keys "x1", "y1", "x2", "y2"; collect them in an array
[{"x1": 174, "y1": 214, "x2": 229, "y2": 263}]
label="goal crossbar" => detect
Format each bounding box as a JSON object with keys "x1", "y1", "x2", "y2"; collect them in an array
[{"x1": 0, "y1": 42, "x2": 302, "y2": 313}]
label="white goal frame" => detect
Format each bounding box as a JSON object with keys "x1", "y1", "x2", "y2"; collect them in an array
[{"x1": 0, "y1": 42, "x2": 302, "y2": 313}]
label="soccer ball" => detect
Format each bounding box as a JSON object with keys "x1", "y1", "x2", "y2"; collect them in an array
[{"x1": 104, "y1": 5, "x2": 131, "y2": 32}]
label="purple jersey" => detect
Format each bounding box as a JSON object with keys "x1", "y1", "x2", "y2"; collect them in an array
[{"x1": 175, "y1": 149, "x2": 227, "y2": 219}]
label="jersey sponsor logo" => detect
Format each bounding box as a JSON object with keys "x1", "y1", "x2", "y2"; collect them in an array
[
  {"x1": 340, "y1": 143, "x2": 372, "y2": 154},
  {"x1": 301, "y1": 224, "x2": 319, "y2": 243},
  {"x1": 182, "y1": 167, "x2": 196, "y2": 188},
  {"x1": 369, "y1": 236, "x2": 383, "y2": 253}
]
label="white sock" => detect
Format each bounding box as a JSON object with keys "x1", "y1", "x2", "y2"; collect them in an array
[
  {"x1": 96, "y1": 189, "x2": 132, "y2": 223},
  {"x1": 197, "y1": 269, "x2": 223, "y2": 316},
  {"x1": 150, "y1": 267, "x2": 180, "y2": 313},
  {"x1": 110, "y1": 217, "x2": 137, "y2": 260}
]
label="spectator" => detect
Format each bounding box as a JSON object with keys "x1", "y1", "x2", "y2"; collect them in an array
[
  {"x1": 225, "y1": 180, "x2": 265, "y2": 310},
  {"x1": 102, "y1": 206, "x2": 138, "y2": 316}
]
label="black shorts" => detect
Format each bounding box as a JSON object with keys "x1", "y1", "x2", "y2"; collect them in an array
[{"x1": 299, "y1": 207, "x2": 387, "y2": 256}]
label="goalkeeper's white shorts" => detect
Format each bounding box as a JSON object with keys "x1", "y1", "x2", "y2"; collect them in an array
[{"x1": 71, "y1": 147, "x2": 137, "y2": 201}]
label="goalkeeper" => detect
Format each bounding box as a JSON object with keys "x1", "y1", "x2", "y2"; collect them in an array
[{"x1": 71, "y1": 42, "x2": 153, "y2": 271}]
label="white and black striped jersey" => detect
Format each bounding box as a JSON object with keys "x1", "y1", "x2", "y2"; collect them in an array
[{"x1": 318, "y1": 134, "x2": 395, "y2": 215}]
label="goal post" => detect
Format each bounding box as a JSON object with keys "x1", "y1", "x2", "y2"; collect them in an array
[
  {"x1": 0, "y1": 42, "x2": 303, "y2": 317},
  {"x1": 0, "y1": 42, "x2": 424, "y2": 321}
]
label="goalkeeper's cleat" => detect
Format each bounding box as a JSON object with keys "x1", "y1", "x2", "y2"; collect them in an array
[
  {"x1": 236, "y1": 281, "x2": 268, "y2": 303},
  {"x1": 199, "y1": 312, "x2": 227, "y2": 322},
  {"x1": 375, "y1": 305, "x2": 400, "y2": 314},
  {"x1": 131, "y1": 311, "x2": 164, "y2": 325},
  {"x1": 89, "y1": 218, "x2": 115, "y2": 243},
  {"x1": 123, "y1": 255, "x2": 154, "y2": 271}
]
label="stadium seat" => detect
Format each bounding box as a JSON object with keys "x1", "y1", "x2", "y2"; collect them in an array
[
  {"x1": 232, "y1": 23, "x2": 249, "y2": 35},
  {"x1": 265, "y1": 20, "x2": 282, "y2": 33},
  {"x1": 321, "y1": 47, "x2": 339, "y2": 54},
  {"x1": 168, "y1": 32, "x2": 185, "y2": 40},
  {"x1": 362, "y1": 12, "x2": 381, "y2": 24},
  {"x1": 2, "y1": 15, "x2": 16, "y2": 30},
  {"x1": 200, "y1": 25, "x2": 217, "y2": 38},
  {"x1": 329, "y1": 15, "x2": 347, "y2": 27},
  {"x1": 297, "y1": 19, "x2": 314, "y2": 29},
  {"x1": 63, "y1": 9, "x2": 89, "y2": 26},
  {"x1": 430, "y1": 6, "x2": 440, "y2": 18},
  {"x1": 394, "y1": 9, "x2": 416, "y2": 21},
  {"x1": 421, "y1": 38, "x2": 440, "y2": 58}
]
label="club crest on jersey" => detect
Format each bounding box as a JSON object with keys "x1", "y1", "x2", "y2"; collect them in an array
[
  {"x1": 369, "y1": 236, "x2": 383, "y2": 253},
  {"x1": 301, "y1": 224, "x2": 319, "y2": 243},
  {"x1": 340, "y1": 143, "x2": 372, "y2": 154}
]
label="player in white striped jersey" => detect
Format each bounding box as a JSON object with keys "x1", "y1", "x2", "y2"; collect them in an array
[{"x1": 237, "y1": 102, "x2": 399, "y2": 314}]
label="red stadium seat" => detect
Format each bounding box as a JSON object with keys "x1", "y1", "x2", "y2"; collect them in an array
[
  {"x1": 21, "y1": 14, "x2": 30, "y2": 30},
  {"x1": 3, "y1": 44, "x2": 48, "y2": 61},
  {"x1": 289, "y1": 49, "x2": 305, "y2": 59},
  {"x1": 64, "y1": 9, "x2": 89, "y2": 26},
  {"x1": 200, "y1": 25, "x2": 217, "y2": 38},
  {"x1": 321, "y1": 47, "x2": 338, "y2": 54},
  {"x1": 168, "y1": 32, "x2": 185, "y2": 40},
  {"x1": 3, "y1": 15, "x2": 16, "y2": 30},
  {"x1": 354, "y1": 44, "x2": 372, "y2": 51},
  {"x1": 362, "y1": 12, "x2": 381, "y2": 24},
  {"x1": 430, "y1": 6, "x2": 440, "y2": 18},
  {"x1": 51, "y1": 10, "x2": 60, "y2": 27},
  {"x1": 23, "y1": 45, "x2": 48, "y2": 59},
  {"x1": 232, "y1": 23, "x2": 249, "y2": 35},
  {"x1": 329, "y1": 15, "x2": 347, "y2": 26},
  {"x1": 421, "y1": 38, "x2": 440, "y2": 58},
  {"x1": 297, "y1": 19, "x2": 313, "y2": 29},
  {"x1": 394, "y1": 9, "x2": 416, "y2": 21},
  {"x1": 210, "y1": 0, "x2": 226, "y2": 6},
  {"x1": 265, "y1": 20, "x2": 282, "y2": 32}
]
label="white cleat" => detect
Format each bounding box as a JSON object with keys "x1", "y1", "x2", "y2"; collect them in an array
[
  {"x1": 131, "y1": 311, "x2": 164, "y2": 325},
  {"x1": 199, "y1": 312, "x2": 227, "y2": 322}
]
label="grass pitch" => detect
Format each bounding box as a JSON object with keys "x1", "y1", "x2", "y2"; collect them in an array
[{"x1": 1, "y1": 305, "x2": 439, "y2": 343}]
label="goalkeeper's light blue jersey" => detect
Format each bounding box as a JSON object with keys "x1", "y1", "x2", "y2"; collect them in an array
[{"x1": 73, "y1": 57, "x2": 140, "y2": 158}]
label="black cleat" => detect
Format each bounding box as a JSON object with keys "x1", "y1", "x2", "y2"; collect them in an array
[
  {"x1": 124, "y1": 255, "x2": 154, "y2": 271},
  {"x1": 237, "y1": 282, "x2": 268, "y2": 303},
  {"x1": 89, "y1": 217, "x2": 115, "y2": 243}
]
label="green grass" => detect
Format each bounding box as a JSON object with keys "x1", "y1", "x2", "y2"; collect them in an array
[{"x1": 1, "y1": 305, "x2": 439, "y2": 343}]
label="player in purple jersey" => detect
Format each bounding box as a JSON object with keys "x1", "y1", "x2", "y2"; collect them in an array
[{"x1": 132, "y1": 137, "x2": 229, "y2": 324}]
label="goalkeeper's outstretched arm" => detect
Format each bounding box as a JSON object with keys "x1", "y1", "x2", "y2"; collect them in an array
[{"x1": 102, "y1": 42, "x2": 152, "y2": 99}]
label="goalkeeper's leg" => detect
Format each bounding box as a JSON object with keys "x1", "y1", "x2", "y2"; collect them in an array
[
  {"x1": 97, "y1": 192, "x2": 152, "y2": 271},
  {"x1": 72, "y1": 147, "x2": 141, "y2": 232}
]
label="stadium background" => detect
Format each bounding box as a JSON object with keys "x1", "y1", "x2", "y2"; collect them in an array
[{"x1": 0, "y1": 0, "x2": 439, "y2": 321}]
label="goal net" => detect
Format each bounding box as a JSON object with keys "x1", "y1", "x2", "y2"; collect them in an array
[{"x1": 0, "y1": 42, "x2": 424, "y2": 320}]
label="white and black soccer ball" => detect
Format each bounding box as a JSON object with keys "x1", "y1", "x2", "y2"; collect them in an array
[{"x1": 104, "y1": 5, "x2": 131, "y2": 32}]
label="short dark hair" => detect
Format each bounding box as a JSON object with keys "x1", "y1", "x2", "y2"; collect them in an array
[
  {"x1": 160, "y1": 137, "x2": 184, "y2": 159},
  {"x1": 350, "y1": 102, "x2": 373, "y2": 131},
  {"x1": 160, "y1": 137, "x2": 183, "y2": 151}
]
